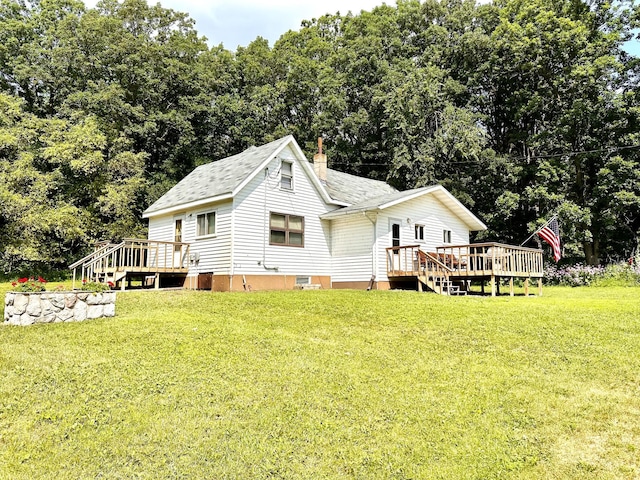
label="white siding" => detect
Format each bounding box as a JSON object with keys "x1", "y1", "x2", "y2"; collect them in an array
[
  {"x1": 148, "y1": 215, "x2": 174, "y2": 243},
  {"x1": 232, "y1": 144, "x2": 334, "y2": 277},
  {"x1": 375, "y1": 195, "x2": 471, "y2": 281},
  {"x1": 330, "y1": 214, "x2": 374, "y2": 282},
  {"x1": 147, "y1": 201, "x2": 233, "y2": 276},
  {"x1": 183, "y1": 202, "x2": 233, "y2": 276}
]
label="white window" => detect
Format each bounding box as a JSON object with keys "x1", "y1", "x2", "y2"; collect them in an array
[
  {"x1": 443, "y1": 229, "x2": 452, "y2": 243},
  {"x1": 281, "y1": 161, "x2": 293, "y2": 190},
  {"x1": 270, "y1": 212, "x2": 304, "y2": 247},
  {"x1": 196, "y1": 211, "x2": 216, "y2": 238},
  {"x1": 415, "y1": 224, "x2": 425, "y2": 241}
]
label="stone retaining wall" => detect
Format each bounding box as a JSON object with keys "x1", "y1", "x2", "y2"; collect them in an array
[{"x1": 4, "y1": 291, "x2": 116, "y2": 326}]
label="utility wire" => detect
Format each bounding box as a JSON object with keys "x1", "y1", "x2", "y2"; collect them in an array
[{"x1": 324, "y1": 142, "x2": 640, "y2": 167}]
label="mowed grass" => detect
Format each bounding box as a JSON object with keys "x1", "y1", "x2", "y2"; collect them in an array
[{"x1": 1, "y1": 286, "x2": 639, "y2": 479}]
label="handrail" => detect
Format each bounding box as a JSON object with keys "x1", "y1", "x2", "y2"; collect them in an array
[
  {"x1": 82, "y1": 241, "x2": 126, "y2": 270},
  {"x1": 122, "y1": 237, "x2": 185, "y2": 246},
  {"x1": 68, "y1": 243, "x2": 117, "y2": 269},
  {"x1": 419, "y1": 250, "x2": 454, "y2": 274}
]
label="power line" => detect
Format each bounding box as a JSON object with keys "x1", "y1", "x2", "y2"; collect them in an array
[{"x1": 324, "y1": 142, "x2": 640, "y2": 167}]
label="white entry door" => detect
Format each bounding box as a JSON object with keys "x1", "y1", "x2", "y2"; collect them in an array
[
  {"x1": 389, "y1": 219, "x2": 402, "y2": 272},
  {"x1": 174, "y1": 216, "x2": 184, "y2": 267}
]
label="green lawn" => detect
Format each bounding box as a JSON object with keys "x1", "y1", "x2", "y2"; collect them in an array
[{"x1": 1, "y1": 286, "x2": 639, "y2": 479}]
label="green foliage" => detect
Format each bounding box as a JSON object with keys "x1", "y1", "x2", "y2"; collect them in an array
[
  {"x1": 80, "y1": 280, "x2": 113, "y2": 292},
  {"x1": 1, "y1": 0, "x2": 639, "y2": 271},
  {"x1": 9, "y1": 276, "x2": 47, "y2": 292},
  {"x1": 0, "y1": 288, "x2": 639, "y2": 477}
]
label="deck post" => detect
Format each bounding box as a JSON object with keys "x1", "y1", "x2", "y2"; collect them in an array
[
  {"x1": 524, "y1": 278, "x2": 529, "y2": 296},
  {"x1": 538, "y1": 278, "x2": 543, "y2": 296},
  {"x1": 509, "y1": 276, "x2": 514, "y2": 296},
  {"x1": 417, "y1": 279, "x2": 423, "y2": 292},
  {"x1": 490, "y1": 275, "x2": 496, "y2": 297},
  {"x1": 154, "y1": 273, "x2": 160, "y2": 289}
]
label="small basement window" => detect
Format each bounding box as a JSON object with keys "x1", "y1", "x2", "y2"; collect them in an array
[
  {"x1": 270, "y1": 212, "x2": 304, "y2": 247},
  {"x1": 196, "y1": 211, "x2": 216, "y2": 237},
  {"x1": 280, "y1": 161, "x2": 293, "y2": 190},
  {"x1": 415, "y1": 224, "x2": 425, "y2": 241},
  {"x1": 443, "y1": 229, "x2": 452, "y2": 244},
  {"x1": 295, "y1": 276, "x2": 311, "y2": 285}
]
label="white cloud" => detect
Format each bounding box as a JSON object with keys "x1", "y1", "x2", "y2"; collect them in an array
[{"x1": 141, "y1": 0, "x2": 388, "y2": 48}]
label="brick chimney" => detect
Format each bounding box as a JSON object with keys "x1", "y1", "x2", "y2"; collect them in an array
[{"x1": 313, "y1": 137, "x2": 327, "y2": 183}]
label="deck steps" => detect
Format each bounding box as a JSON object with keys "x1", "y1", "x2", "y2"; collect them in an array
[{"x1": 418, "y1": 275, "x2": 468, "y2": 296}]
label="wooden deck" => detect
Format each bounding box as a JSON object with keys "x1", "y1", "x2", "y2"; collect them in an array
[
  {"x1": 69, "y1": 239, "x2": 190, "y2": 290},
  {"x1": 387, "y1": 243, "x2": 544, "y2": 296}
]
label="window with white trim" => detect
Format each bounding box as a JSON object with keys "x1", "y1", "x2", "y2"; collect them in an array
[
  {"x1": 415, "y1": 224, "x2": 425, "y2": 241},
  {"x1": 280, "y1": 161, "x2": 293, "y2": 190},
  {"x1": 196, "y1": 211, "x2": 216, "y2": 238},
  {"x1": 443, "y1": 229, "x2": 452, "y2": 243},
  {"x1": 270, "y1": 212, "x2": 304, "y2": 247}
]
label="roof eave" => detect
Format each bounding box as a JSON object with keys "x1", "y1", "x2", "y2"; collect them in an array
[
  {"x1": 142, "y1": 192, "x2": 233, "y2": 219},
  {"x1": 320, "y1": 207, "x2": 381, "y2": 220}
]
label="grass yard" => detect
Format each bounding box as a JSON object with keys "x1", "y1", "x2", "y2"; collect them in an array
[{"x1": 1, "y1": 286, "x2": 639, "y2": 479}]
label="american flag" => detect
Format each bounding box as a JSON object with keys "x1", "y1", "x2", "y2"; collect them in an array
[{"x1": 537, "y1": 217, "x2": 561, "y2": 262}]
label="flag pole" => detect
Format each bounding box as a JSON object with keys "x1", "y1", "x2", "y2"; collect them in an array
[{"x1": 520, "y1": 215, "x2": 556, "y2": 246}]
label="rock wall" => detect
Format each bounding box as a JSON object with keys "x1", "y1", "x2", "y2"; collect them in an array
[{"x1": 4, "y1": 292, "x2": 116, "y2": 326}]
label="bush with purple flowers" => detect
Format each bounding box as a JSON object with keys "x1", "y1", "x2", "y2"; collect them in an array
[{"x1": 545, "y1": 262, "x2": 640, "y2": 286}]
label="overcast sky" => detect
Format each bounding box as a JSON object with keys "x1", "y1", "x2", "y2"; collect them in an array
[
  {"x1": 82, "y1": 0, "x2": 389, "y2": 49},
  {"x1": 188, "y1": 0, "x2": 391, "y2": 49},
  {"x1": 84, "y1": 0, "x2": 639, "y2": 55}
]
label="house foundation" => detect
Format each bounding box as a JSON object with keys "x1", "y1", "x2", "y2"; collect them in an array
[{"x1": 192, "y1": 274, "x2": 332, "y2": 292}]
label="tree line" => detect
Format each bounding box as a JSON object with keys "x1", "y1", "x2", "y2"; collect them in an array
[{"x1": 1, "y1": 0, "x2": 639, "y2": 273}]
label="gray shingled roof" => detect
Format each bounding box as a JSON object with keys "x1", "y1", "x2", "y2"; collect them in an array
[
  {"x1": 323, "y1": 187, "x2": 429, "y2": 217},
  {"x1": 324, "y1": 169, "x2": 398, "y2": 204},
  {"x1": 144, "y1": 136, "x2": 291, "y2": 215},
  {"x1": 144, "y1": 135, "x2": 400, "y2": 216},
  {"x1": 321, "y1": 184, "x2": 488, "y2": 231}
]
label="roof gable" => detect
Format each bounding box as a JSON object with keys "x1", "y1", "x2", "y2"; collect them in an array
[
  {"x1": 143, "y1": 136, "x2": 293, "y2": 217},
  {"x1": 321, "y1": 185, "x2": 487, "y2": 231},
  {"x1": 143, "y1": 136, "x2": 403, "y2": 218}
]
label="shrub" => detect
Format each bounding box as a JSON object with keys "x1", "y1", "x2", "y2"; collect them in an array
[
  {"x1": 593, "y1": 262, "x2": 640, "y2": 287},
  {"x1": 81, "y1": 280, "x2": 114, "y2": 292},
  {"x1": 10, "y1": 276, "x2": 47, "y2": 292},
  {"x1": 545, "y1": 263, "x2": 640, "y2": 287}
]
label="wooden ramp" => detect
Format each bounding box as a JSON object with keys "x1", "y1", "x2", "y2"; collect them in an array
[
  {"x1": 387, "y1": 243, "x2": 545, "y2": 296},
  {"x1": 69, "y1": 239, "x2": 190, "y2": 290}
]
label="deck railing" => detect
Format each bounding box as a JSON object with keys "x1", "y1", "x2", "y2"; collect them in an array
[
  {"x1": 387, "y1": 243, "x2": 544, "y2": 279},
  {"x1": 386, "y1": 246, "x2": 453, "y2": 278},
  {"x1": 70, "y1": 238, "x2": 190, "y2": 287},
  {"x1": 436, "y1": 243, "x2": 544, "y2": 278}
]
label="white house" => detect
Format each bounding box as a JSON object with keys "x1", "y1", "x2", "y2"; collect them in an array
[{"x1": 141, "y1": 135, "x2": 488, "y2": 291}]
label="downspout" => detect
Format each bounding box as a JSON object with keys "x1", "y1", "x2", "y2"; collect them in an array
[
  {"x1": 260, "y1": 167, "x2": 279, "y2": 272},
  {"x1": 364, "y1": 211, "x2": 378, "y2": 288},
  {"x1": 230, "y1": 193, "x2": 235, "y2": 291}
]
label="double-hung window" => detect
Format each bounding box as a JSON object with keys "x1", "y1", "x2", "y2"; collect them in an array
[
  {"x1": 196, "y1": 211, "x2": 216, "y2": 238},
  {"x1": 280, "y1": 161, "x2": 293, "y2": 190},
  {"x1": 270, "y1": 212, "x2": 304, "y2": 247},
  {"x1": 415, "y1": 224, "x2": 425, "y2": 241},
  {"x1": 443, "y1": 229, "x2": 452, "y2": 244}
]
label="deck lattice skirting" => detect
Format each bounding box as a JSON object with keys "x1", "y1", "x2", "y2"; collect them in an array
[{"x1": 4, "y1": 291, "x2": 116, "y2": 326}]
